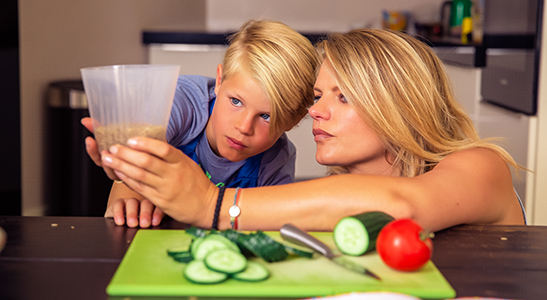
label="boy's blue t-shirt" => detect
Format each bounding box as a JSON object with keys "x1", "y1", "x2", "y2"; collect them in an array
[{"x1": 166, "y1": 75, "x2": 296, "y2": 187}]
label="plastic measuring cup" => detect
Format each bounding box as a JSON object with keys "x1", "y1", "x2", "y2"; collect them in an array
[{"x1": 81, "y1": 64, "x2": 180, "y2": 153}]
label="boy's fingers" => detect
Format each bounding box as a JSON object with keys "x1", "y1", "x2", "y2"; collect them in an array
[
  {"x1": 112, "y1": 200, "x2": 126, "y2": 226},
  {"x1": 124, "y1": 199, "x2": 140, "y2": 228},
  {"x1": 139, "y1": 200, "x2": 155, "y2": 228},
  {"x1": 152, "y1": 207, "x2": 165, "y2": 226}
]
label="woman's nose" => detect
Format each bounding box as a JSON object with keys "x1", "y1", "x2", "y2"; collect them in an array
[{"x1": 309, "y1": 99, "x2": 329, "y2": 120}]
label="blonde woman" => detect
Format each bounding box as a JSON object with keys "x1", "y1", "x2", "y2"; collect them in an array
[{"x1": 99, "y1": 29, "x2": 526, "y2": 232}]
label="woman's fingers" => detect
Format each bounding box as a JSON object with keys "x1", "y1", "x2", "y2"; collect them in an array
[
  {"x1": 84, "y1": 136, "x2": 122, "y2": 181},
  {"x1": 102, "y1": 148, "x2": 162, "y2": 188},
  {"x1": 81, "y1": 117, "x2": 94, "y2": 133},
  {"x1": 126, "y1": 137, "x2": 183, "y2": 164},
  {"x1": 84, "y1": 137, "x2": 102, "y2": 167}
]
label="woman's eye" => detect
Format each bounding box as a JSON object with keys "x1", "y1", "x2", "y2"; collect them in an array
[
  {"x1": 314, "y1": 95, "x2": 321, "y2": 103},
  {"x1": 231, "y1": 98, "x2": 242, "y2": 106},
  {"x1": 339, "y1": 94, "x2": 347, "y2": 103},
  {"x1": 260, "y1": 114, "x2": 271, "y2": 122}
]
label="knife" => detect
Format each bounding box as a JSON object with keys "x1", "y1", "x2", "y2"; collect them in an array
[{"x1": 280, "y1": 223, "x2": 381, "y2": 281}]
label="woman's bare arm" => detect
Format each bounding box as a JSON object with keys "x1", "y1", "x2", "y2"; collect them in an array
[{"x1": 102, "y1": 137, "x2": 524, "y2": 232}]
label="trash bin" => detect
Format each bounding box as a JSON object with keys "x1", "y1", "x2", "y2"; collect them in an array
[{"x1": 45, "y1": 80, "x2": 112, "y2": 216}]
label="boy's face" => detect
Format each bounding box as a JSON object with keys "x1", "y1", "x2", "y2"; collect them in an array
[{"x1": 205, "y1": 65, "x2": 285, "y2": 162}]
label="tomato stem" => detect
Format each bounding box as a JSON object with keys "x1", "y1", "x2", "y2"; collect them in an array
[{"x1": 419, "y1": 229, "x2": 435, "y2": 240}]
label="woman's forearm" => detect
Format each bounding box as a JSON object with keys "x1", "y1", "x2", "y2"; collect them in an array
[{"x1": 213, "y1": 174, "x2": 414, "y2": 232}]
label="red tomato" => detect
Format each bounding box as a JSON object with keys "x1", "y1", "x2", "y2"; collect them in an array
[{"x1": 376, "y1": 219, "x2": 433, "y2": 272}]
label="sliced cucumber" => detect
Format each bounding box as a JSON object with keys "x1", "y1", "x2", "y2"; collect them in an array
[
  {"x1": 192, "y1": 234, "x2": 240, "y2": 260},
  {"x1": 204, "y1": 249, "x2": 247, "y2": 274},
  {"x1": 184, "y1": 260, "x2": 228, "y2": 284},
  {"x1": 216, "y1": 229, "x2": 255, "y2": 257},
  {"x1": 238, "y1": 231, "x2": 288, "y2": 262},
  {"x1": 185, "y1": 227, "x2": 208, "y2": 238},
  {"x1": 170, "y1": 251, "x2": 193, "y2": 263},
  {"x1": 232, "y1": 261, "x2": 270, "y2": 282},
  {"x1": 284, "y1": 244, "x2": 314, "y2": 258},
  {"x1": 334, "y1": 211, "x2": 394, "y2": 256}
]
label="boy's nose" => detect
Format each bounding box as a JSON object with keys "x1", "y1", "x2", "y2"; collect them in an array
[{"x1": 236, "y1": 113, "x2": 254, "y2": 135}]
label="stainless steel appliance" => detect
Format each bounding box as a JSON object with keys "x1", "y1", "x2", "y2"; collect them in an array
[{"x1": 480, "y1": 0, "x2": 543, "y2": 115}]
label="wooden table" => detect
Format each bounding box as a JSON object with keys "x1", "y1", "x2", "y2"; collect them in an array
[{"x1": 0, "y1": 216, "x2": 546, "y2": 300}]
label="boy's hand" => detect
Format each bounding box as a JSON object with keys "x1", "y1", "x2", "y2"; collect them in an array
[
  {"x1": 105, "y1": 198, "x2": 165, "y2": 228},
  {"x1": 81, "y1": 117, "x2": 121, "y2": 181}
]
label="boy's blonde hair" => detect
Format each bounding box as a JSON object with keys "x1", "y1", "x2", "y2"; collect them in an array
[
  {"x1": 223, "y1": 19, "x2": 320, "y2": 135},
  {"x1": 316, "y1": 29, "x2": 521, "y2": 177}
]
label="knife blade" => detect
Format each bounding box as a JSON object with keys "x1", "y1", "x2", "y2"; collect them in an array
[{"x1": 280, "y1": 223, "x2": 381, "y2": 280}]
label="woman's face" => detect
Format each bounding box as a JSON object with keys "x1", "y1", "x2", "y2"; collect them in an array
[{"x1": 309, "y1": 63, "x2": 393, "y2": 175}]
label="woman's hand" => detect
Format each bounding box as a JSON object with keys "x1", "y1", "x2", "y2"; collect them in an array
[
  {"x1": 104, "y1": 197, "x2": 165, "y2": 228},
  {"x1": 100, "y1": 137, "x2": 217, "y2": 227},
  {"x1": 81, "y1": 117, "x2": 121, "y2": 181}
]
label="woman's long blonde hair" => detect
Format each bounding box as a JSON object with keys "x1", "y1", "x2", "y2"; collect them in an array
[{"x1": 317, "y1": 29, "x2": 521, "y2": 177}]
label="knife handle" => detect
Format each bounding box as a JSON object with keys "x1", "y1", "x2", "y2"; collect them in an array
[{"x1": 280, "y1": 224, "x2": 333, "y2": 258}]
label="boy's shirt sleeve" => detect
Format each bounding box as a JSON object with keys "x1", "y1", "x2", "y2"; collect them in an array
[
  {"x1": 257, "y1": 133, "x2": 297, "y2": 186},
  {"x1": 166, "y1": 75, "x2": 216, "y2": 147}
]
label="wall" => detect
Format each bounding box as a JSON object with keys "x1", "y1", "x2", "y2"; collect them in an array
[
  {"x1": 532, "y1": 1, "x2": 547, "y2": 225},
  {"x1": 206, "y1": 0, "x2": 442, "y2": 32},
  {"x1": 19, "y1": 0, "x2": 206, "y2": 215}
]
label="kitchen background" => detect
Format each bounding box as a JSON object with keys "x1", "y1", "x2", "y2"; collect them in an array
[{"x1": 4, "y1": 0, "x2": 547, "y2": 224}]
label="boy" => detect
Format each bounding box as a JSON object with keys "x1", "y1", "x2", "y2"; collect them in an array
[{"x1": 82, "y1": 20, "x2": 319, "y2": 227}]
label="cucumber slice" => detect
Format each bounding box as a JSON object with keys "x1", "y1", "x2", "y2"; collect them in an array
[
  {"x1": 284, "y1": 244, "x2": 314, "y2": 258},
  {"x1": 170, "y1": 251, "x2": 193, "y2": 263},
  {"x1": 334, "y1": 211, "x2": 394, "y2": 256},
  {"x1": 190, "y1": 237, "x2": 205, "y2": 258},
  {"x1": 184, "y1": 260, "x2": 228, "y2": 284},
  {"x1": 238, "y1": 231, "x2": 288, "y2": 262},
  {"x1": 204, "y1": 249, "x2": 247, "y2": 274},
  {"x1": 185, "y1": 227, "x2": 208, "y2": 238},
  {"x1": 232, "y1": 261, "x2": 270, "y2": 282},
  {"x1": 192, "y1": 234, "x2": 240, "y2": 260},
  {"x1": 167, "y1": 246, "x2": 190, "y2": 257},
  {"x1": 205, "y1": 234, "x2": 240, "y2": 253},
  {"x1": 215, "y1": 229, "x2": 255, "y2": 257}
]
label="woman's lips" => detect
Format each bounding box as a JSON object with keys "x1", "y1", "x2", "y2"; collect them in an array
[
  {"x1": 313, "y1": 128, "x2": 333, "y2": 142},
  {"x1": 226, "y1": 137, "x2": 246, "y2": 150}
]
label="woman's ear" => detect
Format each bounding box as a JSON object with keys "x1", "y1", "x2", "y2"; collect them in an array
[{"x1": 215, "y1": 64, "x2": 223, "y2": 95}]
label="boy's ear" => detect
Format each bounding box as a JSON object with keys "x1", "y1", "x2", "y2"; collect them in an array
[{"x1": 215, "y1": 64, "x2": 223, "y2": 95}]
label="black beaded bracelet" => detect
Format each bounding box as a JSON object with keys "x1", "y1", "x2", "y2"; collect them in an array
[{"x1": 211, "y1": 186, "x2": 226, "y2": 230}]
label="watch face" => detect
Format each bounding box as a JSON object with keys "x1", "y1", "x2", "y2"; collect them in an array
[{"x1": 229, "y1": 205, "x2": 241, "y2": 217}]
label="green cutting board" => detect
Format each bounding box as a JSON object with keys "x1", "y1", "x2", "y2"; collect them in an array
[{"x1": 107, "y1": 229, "x2": 455, "y2": 299}]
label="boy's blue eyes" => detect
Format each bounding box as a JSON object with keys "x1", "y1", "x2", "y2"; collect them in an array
[
  {"x1": 231, "y1": 98, "x2": 242, "y2": 106},
  {"x1": 230, "y1": 98, "x2": 270, "y2": 122},
  {"x1": 260, "y1": 114, "x2": 270, "y2": 122}
]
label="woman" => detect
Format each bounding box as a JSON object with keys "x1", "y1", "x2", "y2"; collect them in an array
[{"x1": 99, "y1": 29, "x2": 526, "y2": 232}]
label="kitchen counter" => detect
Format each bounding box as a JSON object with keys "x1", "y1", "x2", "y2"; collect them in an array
[
  {"x1": 143, "y1": 31, "x2": 536, "y2": 68},
  {"x1": 1, "y1": 216, "x2": 547, "y2": 299}
]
